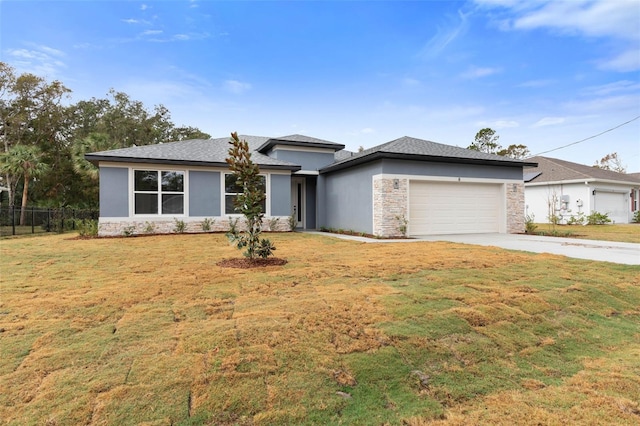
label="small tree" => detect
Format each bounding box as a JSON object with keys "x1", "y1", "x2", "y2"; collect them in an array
[
  {"x1": 0, "y1": 145, "x2": 49, "y2": 225},
  {"x1": 225, "y1": 132, "x2": 275, "y2": 259}
]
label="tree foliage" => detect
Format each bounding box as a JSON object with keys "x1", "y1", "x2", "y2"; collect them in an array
[
  {"x1": 497, "y1": 144, "x2": 531, "y2": 159},
  {"x1": 468, "y1": 128, "x2": 501, "y2": 154},
  {"x1": 0, "y1": 145, "x2": 49, "y2": 224},
  {"x1": 0, "y1": 61, "x2": 210, "y2": 209},
  {"x1": 468, "y1": 128, "x2": 531, "y2": 160},
  {"x1": 225, "y1": 132, "x2": 275, "y2": 260},
  {"x1": 593, "y1": 152, "x2": 626, "y2": 173}
]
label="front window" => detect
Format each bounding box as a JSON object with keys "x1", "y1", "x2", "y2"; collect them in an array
[
  {"x1": 134, "y1": 170, "x2": 184, "y2": 215},
  {"x1": 224, "y1": 173, "x2": 266, "y2": 214}
]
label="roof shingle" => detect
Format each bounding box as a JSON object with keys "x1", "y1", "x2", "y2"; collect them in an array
[{"x1": 526, "y1": 156, "x2": 640, "y2": 185}]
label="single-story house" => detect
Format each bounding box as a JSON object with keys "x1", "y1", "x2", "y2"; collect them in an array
[
  {"x1": 524, "y1": 156, "x2": 640, "y2": 224},
  {"x1": 85, "y1": 134, "x2": 537, "y2": 237}
]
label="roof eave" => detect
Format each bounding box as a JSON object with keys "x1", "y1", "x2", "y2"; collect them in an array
[
  {"x1": 526, "y1": 177, "x2": 639, "y2": 186},
  {"x1": 85, "y1": 155, "x2": 301, "y2": 171},
  {"x1": 320, "y1": 152, "x2": 536, "y2": 174},
  {"x1": 257, "y1": 139, "x2": 346, "y2": 153}
]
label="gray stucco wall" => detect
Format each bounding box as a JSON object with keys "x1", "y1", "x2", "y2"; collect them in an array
[
  {"x1": 320, "y1": 161, "x2": 383, "y2": 234},
  {"x1": 270, "y1": 174, "x2": 291, "y2": 216},
  {"x1": 99, "y1": 167, "x2": 129, "y2": 217},
  {"x1": 381, "y1": 159, "x2": 523, "y2": 180},
  {"x1": 189, "y1": 171, "x2": 220, "y2": 216},
  {"x1": 272, "y1": 150, "x2": 335, "y2": 171}
]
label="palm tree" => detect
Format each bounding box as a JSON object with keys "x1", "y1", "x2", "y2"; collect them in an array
[{"x1": 0, "y1": 145, "x2": 49, "y2": 225}]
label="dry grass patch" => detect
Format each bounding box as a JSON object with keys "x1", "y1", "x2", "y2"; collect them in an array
[
  {"x1": 1, "y1": 232, "x2": 639, "y2": 425},
  {"x1": 534, "y1": 223, "x2": 640, "y2": 243}
]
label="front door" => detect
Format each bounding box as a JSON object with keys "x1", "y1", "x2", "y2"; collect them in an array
[{"x1": 291, "y1": 177, "x2": 305, "y2": 228}]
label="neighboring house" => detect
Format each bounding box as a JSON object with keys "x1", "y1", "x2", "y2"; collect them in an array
[
  {"x1": 85, "y1": 134, "x2": 536, "y2": 237},
  {"x1": 524, "y1": 156, "x2": 640, "y2": 224}
]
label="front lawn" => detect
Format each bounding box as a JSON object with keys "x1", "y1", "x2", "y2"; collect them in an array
[
  {"x1": 532, "y1": 223, "x2": 640, "y2": 243},
  {"x1": 1, "y1": 233, "x2": 639, "y2": 425}
]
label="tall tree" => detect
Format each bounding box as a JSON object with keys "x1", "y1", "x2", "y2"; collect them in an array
[
  {"x1": 497, "y1": 144, "x2": 531, "y2": 159},
  {"x1": 225, "y1": 132, "x2": 275, "y2": 260},
  {"x1": 0, "y1": 145, "x2": 49, "y2": 224},
  {"x1": 0, "y1": 62, "x2": 70, "y2": 206},
  {"x1": 468, "y1": 128, "x2": 501, "y2": 154},
  {"x1": 594, "y1": 152, "x2": 626, "y2": 173}
]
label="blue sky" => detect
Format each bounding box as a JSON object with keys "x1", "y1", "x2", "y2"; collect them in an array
[{"x1": 2, "y1": 0, "x2": 639, "y2": 171}]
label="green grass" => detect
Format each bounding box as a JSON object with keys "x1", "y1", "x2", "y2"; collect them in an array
[
  {"x1": 1, "y1": 233, "x2": 639, "y2": 425},
  {"x1": 533, "y1": 223, "x2": 640, "y2": 243}
]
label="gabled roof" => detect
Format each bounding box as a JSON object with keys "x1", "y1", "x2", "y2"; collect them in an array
[
  {"x1": 257, "y1": 134, "x2": 345, "y2": 153},
  {"x1": 85, "y1": 135, "x2": 301, "y2": 171},
  {"x1": 525, "y1": 156, "x2": 640, "y2": 185},
  {"x1": 320, "y1": 136, "x2": 537, "y2": 173}
]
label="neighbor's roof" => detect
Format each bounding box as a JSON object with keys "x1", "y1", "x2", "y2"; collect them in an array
[
  {"x1": 257, "y1": 134, "x2": 345, "y2": 153},
  {"x1": 525, "y1": 156, "x2": 640, "y2": 185},
  {"x1": 320, "y1": 136, "x2": 537, "y2": 173},
  {"x1": 85, "y1": 135, "x2": 301, "y2": 171}
]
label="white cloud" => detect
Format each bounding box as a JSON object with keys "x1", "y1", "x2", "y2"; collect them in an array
[
  {"x1": 582, "y1": 80, "x2": 640, "y2": 96},
  {"x1": 6, "y1": 44, "x2": 66, "y2": 77},
  {"x1": 418, "y1": 9, "x2": 470, "y2": 58},
  {"x1": 476, "y1": 119, "x2": 519, "y2": 129},
  {"x1": 140, "y1": 4, "x2": 148, "y2": 11},
  {"x1": 511, "y1": 0, "x2": 638, "y2": 41},
  {"x1": 475, "y1": 0, "x2": 640, "y2": 72},
  {"x1": 532, "y1": 117, "x2": 565, "y2": 127},
  {"x1": 460, "y1": 66, "x2": 502, "y2": 79},
  {"x1": 517, "y1": 79, "x2": 554, "y2": 88},
  {"x1": 223, "y1": 80, "x2": 252, "y2": 94},
  {"x1": 598, "y1": 49, "x2": 640, "y2": 73},
  {"x1": 141, "y1": 30, "x2": 163, "y2": 36},
  {"x1": 122, "y1": 18, "x2": 140, "y2": 24},
  {"x1": 360, "y1": 128, "x2": 375, "y2": 134}
]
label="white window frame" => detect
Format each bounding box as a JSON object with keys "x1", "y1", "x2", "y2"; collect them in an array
[
  {"x1": 132, "y1": 168, "x2": 186, "y2": 216},
  {"x1": 223, "y1": 173, "x2": 269, "y2": 216}
]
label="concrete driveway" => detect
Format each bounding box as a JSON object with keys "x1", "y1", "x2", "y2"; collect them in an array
[
  {"x1": 410, "y1": 234, "x2": 640, "y2": 265},
  {"x1": 306, "y1": 231, "x2": 639, "y2": 265}
]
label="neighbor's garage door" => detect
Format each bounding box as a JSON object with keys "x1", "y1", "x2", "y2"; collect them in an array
[
  {"x1": 409, "y1": 181, "x2": 503, "y2": 235},
  {"x1": 594, "y1": 191, "x2": 628, "y2": 224}
]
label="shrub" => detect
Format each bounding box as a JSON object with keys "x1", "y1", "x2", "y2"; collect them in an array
[
  {"x1": 174, "y1": 218, "x2": 186, "y2": 233},
  {"x1": 395, "y1": 214, "x2": 408, "y2": 237},
  {"x1": 144, "y1": 221, "x2": 156, "y2": 234},
  {"x1": 201, "y1": 217, "x2": 214, "y2": 232},
  {"x1": 587, "y1": 211, "x2": 611, "y2": 225},
  {"x1": 268, "y1": 217, "x2": 280, "y2": 231},
  {"x1": 524, "y1": 213, "x2": 537, "y2": 234},
  {"x1": 76, "y1": 219, "x2": 98, "y2": 237},
  {"x1": 566, "y1": 212, "x2": 585, "y2": 225},
  {"x1": 633, "y1": 210, "x2": 640, "y2": 223},
  {"x1": 288, "y1": 212, "x2": 297, "y2": 231}
]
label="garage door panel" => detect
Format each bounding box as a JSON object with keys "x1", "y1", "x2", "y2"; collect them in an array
[
  {"x1": 594, "y1": 192, "x2": 628, "y2": 224},
  {"x1": 409, "y1": 181, "x2": 502, "y2": 235}
]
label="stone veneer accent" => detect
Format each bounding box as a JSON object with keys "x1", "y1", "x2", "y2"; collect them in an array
[
  {"x1": 372, "y1": 176, "x2": 408, "y2": 238},
  {"x1": 506, "y1": 182, "x2": 525, "y2": 234},
  {"x1": 98, "y1": 216, "x2": 292, "y2": 237}
]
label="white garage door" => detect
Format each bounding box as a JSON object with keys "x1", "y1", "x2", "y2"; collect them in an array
[
  {"x1": 594, "y1": 191, "x2": 628, "y2": 224},
  {"x1": 409, "y1": 181, "x2": 503, "y2": 235}
]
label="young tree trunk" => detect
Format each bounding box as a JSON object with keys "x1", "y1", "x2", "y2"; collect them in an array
[{"x1": 19, "y1": 173, "x2": 29, "y2": 226}]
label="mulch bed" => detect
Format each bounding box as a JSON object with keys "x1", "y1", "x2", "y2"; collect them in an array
[{"x1": 217, "y1": 257, "x2": 288, "y2": 269}]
